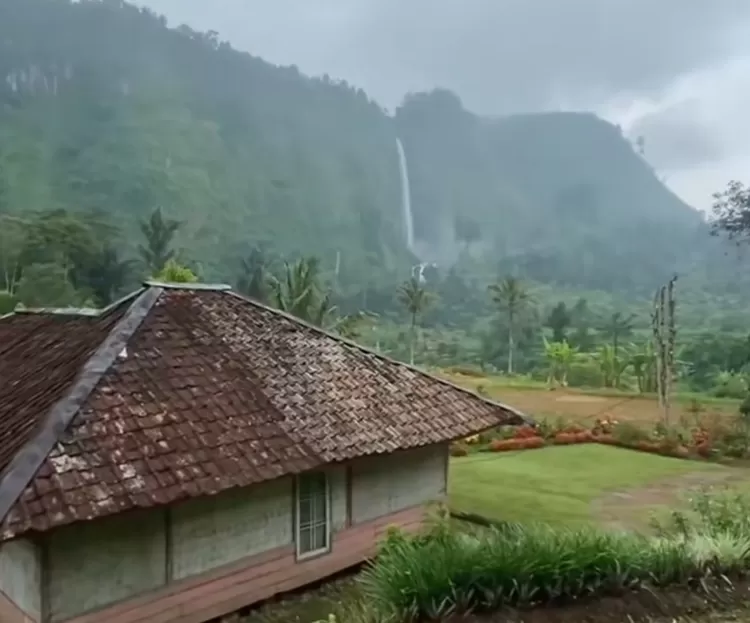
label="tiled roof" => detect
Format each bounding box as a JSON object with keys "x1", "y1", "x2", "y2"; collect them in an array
[{"x1": 0, "y1": 284, "x2": 526, "y2": 540}]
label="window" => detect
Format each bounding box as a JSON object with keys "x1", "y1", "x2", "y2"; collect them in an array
[{"x1": 295, "y1": 471, "x2": 330, "y2": 558}]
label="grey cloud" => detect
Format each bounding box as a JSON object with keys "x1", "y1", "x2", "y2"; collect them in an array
[
  {"x1": 140, "y1": 0, "x2": 750, "y2": 208},
  {"x1": 627, "y1": 102, "x2": 726, "y2": 171},
  {"x1": 142, "y1": 0, "x2": 750, "y2": 113}
]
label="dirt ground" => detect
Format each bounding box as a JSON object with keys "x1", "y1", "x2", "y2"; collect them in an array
[
  {"x1": 490, "y1": 388, "x2": 736, "y2": 424},
  {"x1": 592, "y1": 468, "x2": 750, "y2": 531},
  {"x1": 240, "y1": 576, "x2": 750, "y2": 623},
  {"x1": 448, "y1": 577, "x2": 750, "y2": 622}
]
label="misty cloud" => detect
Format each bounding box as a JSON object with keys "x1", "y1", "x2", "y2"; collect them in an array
[{"x1": 141, "y1": 0, "x2": 750, "y2": 208}]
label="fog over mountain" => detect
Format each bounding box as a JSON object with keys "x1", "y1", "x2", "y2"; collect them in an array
[{"x1": 141, "y1": 0, "x2": 750, "y2": 210}]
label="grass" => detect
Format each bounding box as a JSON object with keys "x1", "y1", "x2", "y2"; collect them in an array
[
  {"x1": 241, "y1": 577, "x2": 362, "y2": 622},
  {"x1": 449, "y1": 445, "x2": 724, "y2": 525},
  {"x1": 440, "y1": 369, "x2": 741, "y2": 406}
]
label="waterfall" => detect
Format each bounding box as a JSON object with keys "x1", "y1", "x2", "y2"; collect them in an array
[{"x1": 396, "y1": 138, "x2": 415, "y2": 252}]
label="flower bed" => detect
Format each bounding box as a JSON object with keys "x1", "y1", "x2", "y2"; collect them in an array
[{"x1": 451, "y1": 414, "x2": 743, "y2": 461}]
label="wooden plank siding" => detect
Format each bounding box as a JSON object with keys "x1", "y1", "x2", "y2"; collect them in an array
[
  {"x1": 0, "y1": 587, "x2": 37, "y2": 623},
  {"x1": 64, "y1": 505, "x2": 425, "y2": 623}
]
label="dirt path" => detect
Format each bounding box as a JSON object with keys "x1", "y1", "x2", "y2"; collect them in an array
[{"x1": 592, "y1": 467, "x2": 750, "y2": 531}]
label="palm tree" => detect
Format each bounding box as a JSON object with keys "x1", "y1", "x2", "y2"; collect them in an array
[
  {"x1": 269, "y1": 256, "x2": 334, "y2": 325},
  {"x1": 397, "y1": 276, "x2": 435, "y2": 365},
  {"x1": 237, "y1": 246, "x2": 272, "y2": 303},
  {"x1": 138, "y1": 207, "x2": 181, "y2": 275},
  {"x1": 598, "y1": 311, "x2": 636, "y2": 360},
  {"x1": 488, "y1": 276, "x2": 534, "y2": 375}
]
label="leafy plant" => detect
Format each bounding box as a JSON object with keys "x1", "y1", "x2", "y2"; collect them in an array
[
  {"x1": 360, "y1": 513, "x2": 750, "y2": 620},
  {"x1": 542, "y1": 337, "x2": 578, "y2": 387}
]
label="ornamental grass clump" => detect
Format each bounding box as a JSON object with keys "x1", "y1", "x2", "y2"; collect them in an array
[{"x1": 360, "y1": 515, "x2": 750, "y2": 621}]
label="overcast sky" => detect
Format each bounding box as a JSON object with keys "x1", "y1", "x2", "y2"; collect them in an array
[{"x1": 142, "y1": 0, "x2": 750, "y2": 211}]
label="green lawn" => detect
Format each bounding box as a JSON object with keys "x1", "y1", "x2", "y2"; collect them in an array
[{"x1": 449, "y1": 445, "x2": 725, "y2": 525}]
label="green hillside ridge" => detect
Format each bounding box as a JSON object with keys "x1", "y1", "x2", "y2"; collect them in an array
[{"x1": 0, "y1": 0, "x2": 747, "y2": 326}]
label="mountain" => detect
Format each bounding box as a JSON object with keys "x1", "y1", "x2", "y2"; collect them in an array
[
  {"x1": 0, "y1": 0, "x2": 743, "y2": 319},
  {"x1": 396, "y1": 90, "x2": 710, "y2": 295}
]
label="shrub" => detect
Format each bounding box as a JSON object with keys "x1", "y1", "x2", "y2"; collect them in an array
[
  {"x1": 651, "y1": 489, "x2": 750, "y2": 540},
  {"x1": 740, "y1": 394, "x2": 750, "y2": 418},
  {"x1": 450, "y1": 443, "x2": 469, "y2": 457},
  {"x1": 513, "y1": 425, "x2": 540, "y2": 440},
  {"x1": 0, "y1": 290, "x2": 18, "y2": 315},
  {"x1": 361, "y1": 516, "x2": 750, "y2": 621},
  {"x1": 612, "y1": 421, "x2": 650, "y2": 446},
  {"x1": 518, "y1": 437, "x2": 545, "y2": 450},
  {"x1": 566, "y1": 360, "x2": 605, "y2": 388},
  {"x1": 712, "y1": 373, "x2": 748, "y2": 399},
  {"x1": 488, "y1": 439, "x2": 523, "y2": 452}
]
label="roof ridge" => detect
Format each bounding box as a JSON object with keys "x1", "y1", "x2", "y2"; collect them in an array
[
  {"x1": 223, "y1": 290, "x2": 533, "y2": 425},
  {"x1": 1, "y1": 288, "x2": 147, "y2": 319},
  {"x1": 143, "y1": 280, "x2": 232, "y2": 291},
  {"x1": 0, "y1": 287, "x2": 164, "y2": 526}
]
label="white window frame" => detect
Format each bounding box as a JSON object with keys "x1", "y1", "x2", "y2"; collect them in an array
[{"x1": 295, "y1": 471, "x2": 331, "y2": 560}]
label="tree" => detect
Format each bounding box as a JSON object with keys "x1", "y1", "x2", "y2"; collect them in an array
[
  {"x1": 454, "y1": 214, "x2": 481, "y2": 251},
  {"x1": 598, "y1": 311, "x2": 635, "y2": 360},
  {"x1": 397, "y1": 276, "x2": 435, "y2": 365},
  {"x1": 153, "y1": 259, "x2": 198, "y2": 283},
  {"x1": 569, "y1": 297, "x2": 594, "y2": 351},
  {"x1": 546, "y1": 301, "x2": 571, "y2": 343},
  {"x1": 595, "y1": 344, "x2": 628, "y2": 388},
  {"x1": 543, "y1": 338, "x2": 577, "y2": 388},
  {"x1": 139, "y1": 207, "x2": 181, "y2": 275},
  {"x1": 0, "y1": 215, "x2": 24, "y2": 294},
  {"x1": 0, "y1": 290, "x2": 18, "y2": 314},
  {"x1": 629, "y1": 342, "x2": 656, "y2": 394},
  {"x1": 237, "y1": 246, "x2": 272, "y2": 303},
  {"x1": 710, "y1": 180, "x2": 750, "y2": 243},
  {"x1": 488, "y1": 276, "x2": 534, "y2": 374},
  {"x1": 269, "y1": 256, "x2": 334, "y2": 325},
  {"x1": 83, "y1": 246, "x2": 135, "y2": 305},
  {"x1": 16, "y1": 263, "x2": 86, "y2": 308}
]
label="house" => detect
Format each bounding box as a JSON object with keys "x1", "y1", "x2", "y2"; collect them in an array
[{"x1": 0, "y1": 282, "x2": 526, "y2": 623}]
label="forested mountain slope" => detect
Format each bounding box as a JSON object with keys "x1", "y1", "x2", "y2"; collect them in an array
[
  {"x1": 396, "y1": 91, "x2": 715, "y2": 296},
  {"x1": 0, "y1": 0, "x2": 405, "y2": 287},
  {"x1": 0, "y1": 0, "x2": 742, "y2": 310}
]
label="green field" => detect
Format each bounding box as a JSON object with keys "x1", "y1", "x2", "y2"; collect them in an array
[{"x1": 449, "y1": 445, "x2": 728, "y2": 525}]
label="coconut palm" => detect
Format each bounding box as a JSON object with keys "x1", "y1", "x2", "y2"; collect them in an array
[
  {"x1": 269, "y1": 256, "x2": 335, "y2": 325},
  {"x1": 598, "y1": 311, "x2": 636, "y2": 360},
  {"x1": 397, "y1": 276, "x2": 435, "y2": 365},
  {"x1": 488, "y1": 276, "x2": 535, "y2": 375}
]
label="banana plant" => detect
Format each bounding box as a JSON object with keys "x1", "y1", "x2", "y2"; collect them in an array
[
  {"x1": 543, "y1": 337, "x2": 578, "y2": 388},
  {"x1": 595, "y1": 344, "x2": 629, "y2": 388},
  {"x1": 628, "y1": 341, "x2": 656, "y2": 393}
]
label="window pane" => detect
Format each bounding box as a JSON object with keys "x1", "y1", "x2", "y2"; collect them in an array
[
  {"x1": 296, "y1": 471, "x2": 330, "y2": 555},
  {"x1": 312, "y1": 523, "x2": 327, "y2": 551},
  {"x1": 299, "y1": 526, "x2": 312, "y2": 554},
  {"x1": 300, "y1": 472, "x2": 326, "y2": 497},
  {"x1": 312, "y1": 489, "x2": 327, "y2": 522},
  {"x1": 299, "y1": 495, "x2": 312, "y2": 526}
]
